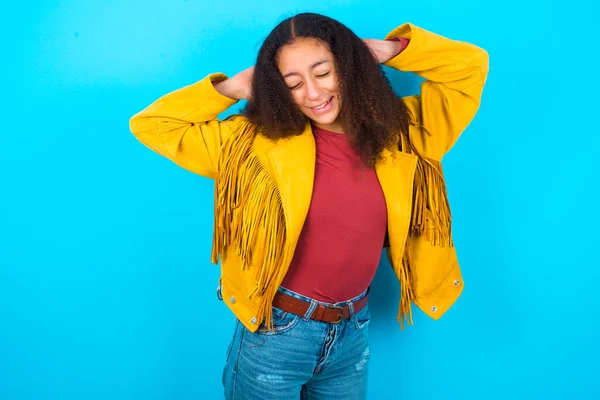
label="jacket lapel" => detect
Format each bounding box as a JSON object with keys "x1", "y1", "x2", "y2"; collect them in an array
[
  {"x1": 375, "y1": 149, "x2": 418, "y2": 266},
  {"x1": 267, "y1": 123, "x2": 316, "y2": 263}
]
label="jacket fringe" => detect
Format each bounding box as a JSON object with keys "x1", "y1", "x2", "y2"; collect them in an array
[
  {"x1": 399, "y1": 126, "x2": 453, "y2": 247},
  {"x1": 211, "y1": 119, "x2": 285, "y2": 329},
  {"x1": 399, "y1": 241, "x2": 416, "y2": 329},
  {"x1": 395, "y1": 123, "x2": 453, "y2": 328}
]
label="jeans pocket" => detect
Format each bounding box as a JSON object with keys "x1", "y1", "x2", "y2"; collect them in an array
[{"x1": 256, "y1": 306, "x2": 299, "y2": 335}]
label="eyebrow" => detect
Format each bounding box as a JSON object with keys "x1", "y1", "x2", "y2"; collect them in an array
[{"x1": 282, "y1": 60, "x2": 331, "y2": 79}]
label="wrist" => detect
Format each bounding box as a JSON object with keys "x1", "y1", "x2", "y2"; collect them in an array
[
  {"x1": 213, "y1": 77, "x2": 242, "y2": 100},
  {"x1": 214, "y1": 78, "x2": 246, "y2": 101},
  {"x1": 364, "y1": 38, "x2": 404, "y2": 64},
  {"x1": 382, "y1": 40, "x2": 403, "y2": 63},
  {"x1": 386, "y1": 37, "x2": 410, "y2": 56}
]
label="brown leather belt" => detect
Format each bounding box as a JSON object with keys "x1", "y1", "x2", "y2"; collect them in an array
[{"x1": 272, "y1": 289, "x2": 369, "y2": 324}]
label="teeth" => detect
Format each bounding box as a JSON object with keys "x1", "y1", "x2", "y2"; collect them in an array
[{"x1": 313, "y1": 99, "x2": 330, "y2": 109}]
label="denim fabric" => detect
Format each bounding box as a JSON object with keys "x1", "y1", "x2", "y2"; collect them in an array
[{"x1": 223, "y1": 287, "x2": 371, "y2": 400}]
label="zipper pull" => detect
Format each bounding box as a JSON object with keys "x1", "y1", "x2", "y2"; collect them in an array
[{"x1": 216, "y1": 279, "x2": 223, "y2": 301}]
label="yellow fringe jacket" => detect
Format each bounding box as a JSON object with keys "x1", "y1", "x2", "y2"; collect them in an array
[{"x1": 130, "y1": 23, "x2": 489, "y2": 332}]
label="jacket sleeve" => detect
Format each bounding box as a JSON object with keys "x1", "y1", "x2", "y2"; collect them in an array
[
  {"x1": 384, "y1": 23, "x2": 489, "y2": 160},
  {"x1": 129, "y1": 73, "x2": 241, "y2": 179}
]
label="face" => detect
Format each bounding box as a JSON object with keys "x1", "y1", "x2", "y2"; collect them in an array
[{"x1": 276, "y1": 38, "x2": 343, "y2": 133}]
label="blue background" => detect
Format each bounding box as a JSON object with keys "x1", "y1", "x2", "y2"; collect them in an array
[{"x1": 1, "y1": 0, "x2": 599, "y2": 399}]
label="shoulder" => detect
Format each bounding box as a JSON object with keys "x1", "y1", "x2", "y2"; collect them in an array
[{"x1": 220, "y1": 115, "x2": 278, "y2": 155}]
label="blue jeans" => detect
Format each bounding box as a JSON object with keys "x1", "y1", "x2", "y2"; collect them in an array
[{"x1": 222, "y1": 287, "x2": 371, "y2": 400}]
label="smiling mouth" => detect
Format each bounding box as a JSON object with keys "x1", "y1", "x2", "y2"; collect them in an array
[{"x1": 310, "y1": 97, "x2": 333, "y2": 110}]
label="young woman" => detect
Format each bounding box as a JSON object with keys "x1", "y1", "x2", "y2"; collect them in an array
[{"x1": 130, "y1": 12, "x2": 488, "y2": 400}]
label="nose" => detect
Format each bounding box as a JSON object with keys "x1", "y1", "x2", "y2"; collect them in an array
[{"x1": 305, "y1": 79, "x2": 320, "y2": 101}]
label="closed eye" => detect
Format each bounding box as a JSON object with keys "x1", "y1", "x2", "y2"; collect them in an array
[{"x1": 287, "y1": 71, "x2": 330, "y2": 90}]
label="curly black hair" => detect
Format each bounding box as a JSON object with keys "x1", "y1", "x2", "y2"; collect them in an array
[{"x1": 243, "y1": 12, "x2": 410, "y2": 166}]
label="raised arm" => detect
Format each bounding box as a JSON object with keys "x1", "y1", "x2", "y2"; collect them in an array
[
  {"x1": 375, "y1": 23, "x2": 489, "y2": 160},
  {"x1": 129, "y1": 68, "x2": 253, "y2": 179}
]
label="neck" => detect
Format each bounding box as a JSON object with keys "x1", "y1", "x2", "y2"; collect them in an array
[{"x1": 311, "y1": 120, "x2": 345, "y2": 134}]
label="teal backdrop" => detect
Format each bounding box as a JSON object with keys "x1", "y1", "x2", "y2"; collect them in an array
[{"x1": 1, "y1": 0, "x2": 599, "y2": 399}]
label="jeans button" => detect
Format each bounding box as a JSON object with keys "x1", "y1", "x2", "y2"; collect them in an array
[{"x1": 250, "y1": 317, "x2": 257, "y2": 325}]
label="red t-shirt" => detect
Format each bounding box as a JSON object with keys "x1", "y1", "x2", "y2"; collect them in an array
[{"x1": 280, "y1": 126, "x2": 388, "y2": 302}]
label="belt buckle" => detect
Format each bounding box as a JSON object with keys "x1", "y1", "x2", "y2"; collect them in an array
[{"x1": 329, "y1": 305, "x2": 344, "y2": 324}]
